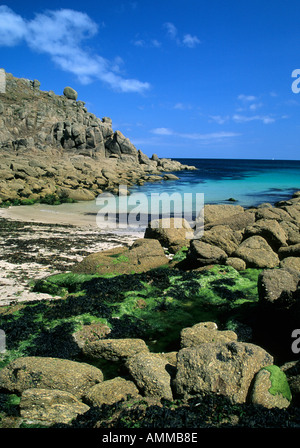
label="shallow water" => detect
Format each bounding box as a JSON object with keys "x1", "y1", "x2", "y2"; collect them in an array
[
  {"x1": 2, "y1": 158, "x2": 299, "y2": 231},
  {"x1": 131, "y1": 158, "x2": 300, "y2": 208}
]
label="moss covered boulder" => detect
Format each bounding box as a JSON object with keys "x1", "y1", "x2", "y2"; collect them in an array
[
  {"x1": 250, "y1": 365, "x2": 292, "y2": 409},
  {"x1": 72, "y1": 238, "x2": 169, "y2": 275}
]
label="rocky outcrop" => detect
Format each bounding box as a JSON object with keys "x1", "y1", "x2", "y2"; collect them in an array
[
  {"x1": 0, "y1": 70, "x2": 196, "y2": 204},
  {"x1": 158, "y1": 197, "x2": 300, "y2": 270}
]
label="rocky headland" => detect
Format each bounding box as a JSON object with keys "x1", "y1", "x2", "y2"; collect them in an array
[{"x1": 0, "y1": 70, "x2": 195, "y2": 205}]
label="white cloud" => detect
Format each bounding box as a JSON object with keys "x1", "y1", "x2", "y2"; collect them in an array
[
  {"x1": 152, "y1": 127, "x2": 174, "y2": 135},
  {"x1": 151, "y1": 127, "x2": 239, "y2": 141},
  {"x1": 249, "y1": 102, "x2": 263, "y2": 111},
  {"x1": 133, "y1": 39, "x2": 146, "y2": 47},
  {"x1": 132, "y1": 38, "x2": 161, "y2": 48},
  {"x1": 209, "y1": 115, "x2": 230, "y2": 124},
  {"x1": 238, "y1": 94, "x2": 257, "y2": 102},
  {"x1": 0, "y1": 6, "x2": 150, "y2": 93},
  {"x1": 233, "y1": 114, "x2": 275, "y2": 124},
  {"x1": 173, "y1": 102, "x2": 192, "y2": 110},
  {"x1": 164, "y1": 22, "x2": 200, "y2": 48},
  {"x1": 164, "y1": 22, "x2": 178, "y2": 41},
  {"x1": 182, "y1": 34, "x2": 201, "y2": 48},
  {"x1": 0, "y1": 5, "x2": 26, "y2": 46},
  {"x1": 151, "y1": 39, "x2": 161, "y2": 48}
]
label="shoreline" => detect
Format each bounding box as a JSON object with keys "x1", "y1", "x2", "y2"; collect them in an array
[
  {"x1": 0, "y1": 189, "x2": 299, "y2": 307},
  {"x1": 0, "y1": 202, "x2": 102, "y2": 228},
  {"x1": 0, "y1": 206, "x2": 143, "y2": 307}
]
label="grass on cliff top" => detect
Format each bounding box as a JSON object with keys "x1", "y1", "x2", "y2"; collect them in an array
[{"x1": 0, "y1": 265, "x2": 261, "y2": 367}]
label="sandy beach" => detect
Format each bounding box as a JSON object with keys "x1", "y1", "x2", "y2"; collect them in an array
[
  {"x1": 0, "y1": 203, "x2": 143, "y2": 306},
  {"x1": 0, "y1": 202, "x2": 102, "y2": 228}
]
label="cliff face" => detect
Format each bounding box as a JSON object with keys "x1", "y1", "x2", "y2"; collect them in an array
[{"x1": 0, "y1": 71, "x2": 195, "y2": 204}]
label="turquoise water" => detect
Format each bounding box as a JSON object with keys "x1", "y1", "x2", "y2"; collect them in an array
[
  {"x1": 25, "y1": 158, "x2": 299, "y2": 230},
  {"x1": 130, "y1": 158, "x2": 300, "y2": 209}
]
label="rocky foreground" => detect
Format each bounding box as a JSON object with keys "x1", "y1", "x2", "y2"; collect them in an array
[
  {"x1": 0, "y1": 192, "x2": 300, "y2": 428},
  {"x1": 0, "y1": 70, "x2": 195, "y2": 205}
]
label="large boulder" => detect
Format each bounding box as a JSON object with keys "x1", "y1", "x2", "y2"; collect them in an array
[
  {"x1": 144, "y1": 217, "x2": 194, "y2": 253},
  {"x1": 200, "y1": 225, "x2": 243, "y2": 255},
  {"x1": 63, "y1": 86, "x2": 78, "y2": 100},
  {"x1": 84, "y1": 377, "x2": 141, "y2": 406},
  {"x1": 180, "y1": 322, "x2": 237, "y2": 348},
  {"x1": 233, "y1": 236, "x2": 279, "y2": 268},
  {"x1": 279, "y1": 257, "x2": 300, "y2": 281},
  {"x1": 0, "y1": 357, "x2": 103, "y2": 399},
  {"x1": 186, "y1": 240, "x2": 228, "y2": 267},
  {"x1": 58, "y1": 187, "x2": 96, "y2": 201},
  {"x1": 280, "y1": 221, "x2": 300, "y2": 245},
  {"x1": 82, "y1": 338, "x2": 149, "y2": 362},
  {"x1": 106, "y1": 130, "x2": 138, "y2": 157},
  {"x1": 255, "y1": 206, "x2": 294, "y2": 223},
  {"x1": 257, "y1": 268, "x2": 298, "y2": 307},
  {"x1": 174, "y1": 342, "x2": 273, "y2": 403},
  {"x1": 278, "y1": 243, "x2": 300, "y2": 260},
  {"x1": 126, "y1": 352, "x2": 173, "y2": 401},
  {"x1": 250, "y1": 366, "x2": 292, "y2": 409},
  {"x1": 243, "y1": 219, "x2": 288, "y2": 251},
  {"x1": 203, "y1": 204, "x2": 245, "y2": 226},
  {"x1": 20, "y1": 388, "x2": 89, "y2": 425},
  {"x1": 72, "y1": 239, "x2": 168, "y2": 275}
]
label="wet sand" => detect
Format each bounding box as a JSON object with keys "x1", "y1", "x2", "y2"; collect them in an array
[
  {"x1": 0, "y1": 203, "x2": 143, "y2": 306},
  {"x1": 0, "y1": 202, "x2": 100, "y2": 228}
]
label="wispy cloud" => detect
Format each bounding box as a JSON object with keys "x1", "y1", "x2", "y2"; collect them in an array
[
  {"x1": 238, "y1": 94, "x2": 258, "y2": 102},
  {"x1": 173, "y1": 102, "x2": 193, "y2": 110},
  {"x1": 163, "y1": 22, "x2": 201, "y2": 48},
  {"x1": 0, "y1": 5, "x2": 150, "y2": 93},
  {"x1": 182, "y1": 34, "x2": 201, "y2": 48},
  {"x1": 132, "y1": 38, "x2": 161, "y2": 48},
  {"x1": 151, "y1": 127, "x2": 240, "y2": 141},
  {"x1": 209, "y1": 115, "x2": 230, "y2": 125},
  {"x1": 233, "y1": 114, "x2": 275, "y2": 124}
]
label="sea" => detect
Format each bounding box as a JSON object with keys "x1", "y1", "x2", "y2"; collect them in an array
[
  {"x1": 12, "y1": 158, "x2": 299, "y2": 231},
  {"x1": 136, "y1": 158, "x2": 300, "y2": 208}
]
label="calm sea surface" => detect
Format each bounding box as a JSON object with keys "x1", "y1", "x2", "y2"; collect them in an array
[
  {"x1": 21, "y1": 158, "x2": 299, "y2": 229},
  {"x1": 131, "y1": 158, "x2": 300, "y2": 208}
]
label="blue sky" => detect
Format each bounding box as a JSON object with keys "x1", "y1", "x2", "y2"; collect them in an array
[{"x1": 0, "y1": 0, "x2": 300, "y2": 160}]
